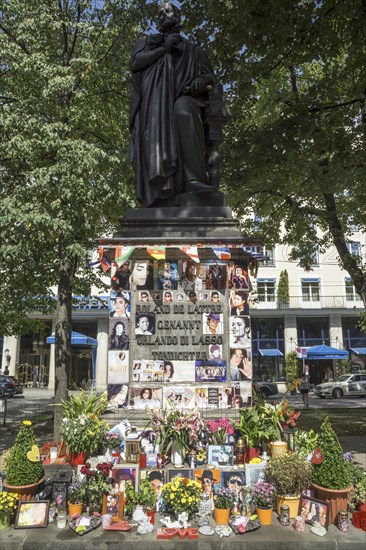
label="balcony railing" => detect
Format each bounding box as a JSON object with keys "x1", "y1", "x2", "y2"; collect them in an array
[{"x1": 252, "y1": 296, "x2": 364, "y2": 310}]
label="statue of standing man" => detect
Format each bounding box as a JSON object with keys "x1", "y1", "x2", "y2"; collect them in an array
[{"x1": 130, "y1": 2, "x2": 222, "y2": 208}]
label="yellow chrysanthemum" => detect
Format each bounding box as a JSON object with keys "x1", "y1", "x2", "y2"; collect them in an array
[
  {"x1": 22, "y1": 420, "x2": 32, "y2": 426},
  {"x1": 170, "y1": 494, "x2": 174, "y2": 500}
]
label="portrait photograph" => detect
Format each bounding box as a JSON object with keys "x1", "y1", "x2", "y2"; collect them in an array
[
  {"x1": 140, "y1": 470, "x2": 166, "y2": 512},
  {"x1": 167, "y1": 469, "x2": 194, "y2": 482},
  {"x1": 108, "y1": 350, "x2": 129, "y2": 384},
  {"x1": 129, "y1": 261, "x2": 154, "y2": 291},
  {"x1": 208, "y1": 343, "x2": 223, "y2": 360},
  {"x1": 110, "y1": 261, "x2": 131, "y2": 291},
  {"x1": 203, "y1": 312, "x2": 224, "y2": 335},
  {"x1": 194, "y1": 469, "x2": 220, "y2": 497},
  {"x1": 132, "y1": 360, "x2": 164, "y2": 383},
  {"x1": 245, "y1": 463, "x2": 266, "y2": 488},
  {"x1": 109, "y1": 290, "x2": 131, "y2": 318},
  {"x1": 102, "y1": 492, "x2": 124, "y2": 521},
  {"x1": 15, "y1": 501, "x2": 49, "y2": 529},
  {"x1": 299, "y1": 495, "x2": 330, "y2": 529},
  {"x1": 163, "y1": 386, "x2": 195, "y2": 409},
  {"x1": 182, "y1": 261, "x2": 203, "y2": 292},
  {"x1": 112, "y1": 465, "x2": 139, "y2": 492},
  {"x1": 228, "y1": 261, "x2": 249, "y2": 290},
  {"x1": 135, "y1": 313, "x2": 155, "y2": 336},
  {"x1": 163, "y1": 360, "x2": 195, "y2": 382},
  {"x1": 221, "y1": 471, "x2": 246, "y2": 501},
  {"x1": 129, "y1": 387, "x2": 163, "y2": 409},
  {"x1": 229, "y1": 315, "x2": 251, "y2": 348},
  {"x1": 207, "y1": 445, "x2": 234, "y2": 467},
  {"x1": 109, "y1": 318, "x2": 130, "y2": 350},
  {"x1": 157, "y1": 260, "x2": 179, "y2": 290},
  {"x1": 205, "y1": 262, "x2": 227, "y2": 290},
  {"x1": 229, "y1": 289, "x2": 250, "y2": 316},
  {"x1": 229, "y1": 381, "x2": 252, "y2": 408},
  {"x1": 107, "y1": 384, "x2": 129, "y2": 409}
]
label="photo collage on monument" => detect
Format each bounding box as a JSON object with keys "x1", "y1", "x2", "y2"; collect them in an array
[{"x1": 107, "y1": 254, "x2": 252, "y2": 409}]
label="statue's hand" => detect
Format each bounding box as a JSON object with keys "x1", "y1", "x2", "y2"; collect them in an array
[
  {"x1": 190, "y1": 77, "x2": 208, "y2": 96},
  {"x1": 163, "y1": 33, "x2": 180, "y2": 51},
  {"x1": 147, "y1": 35, "x2": 164, "y2": 48}
]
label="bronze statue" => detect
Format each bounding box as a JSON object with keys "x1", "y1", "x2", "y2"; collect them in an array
[{"x1": 130, "y1": 2, "x2": 228, "y2": 208}]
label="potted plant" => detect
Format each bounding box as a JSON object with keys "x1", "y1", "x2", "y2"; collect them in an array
[
  {"x1": 160, "y1": 476, "x2": 201, "y2": 519},
  {"x1": 264, "y1": 451, "x2": 312, "y2": 518},
  {"x1": 236, "y1": 402, "x2": 282, "y2": 460},
  {"x1": 311, "y1": 416, "x2": 353, "y2": 523},
  {"x1": 60, "y1": 414, "x2": 109, "y2": 465},
  {"x1": 3, "y1": 420, "x2": 44, "y2": 500},
  {"x1": 80, "y1": 462, "x2": 111, "y2": 515},
  {"x1": 125, "y1": 478, "x2": 157, "y2": 522},
  {"x1": 213, "y1": 487, "x2": 236, "y2": 525},
  {"x1": 252, "y1": 481, "x2": 277, "y2": 525},
  {"x1": 68, "y1": 477, "x2": 86, "y2": 517},
  {"x1": 347, "y1": 462, "x2": 366, "y2": 512},
  {"x1": 205, "y1": 418, "x2": 235, "y2": 445},
  {"x1": 0, "y1": 492, "x2": 18, "y2": 530},
  {"x1": 285, "y1": 351, "x2": 299, "y2": 393}
]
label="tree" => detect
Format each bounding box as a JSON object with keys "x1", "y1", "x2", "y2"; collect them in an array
[
  {"x1": 277, "y1": 269, "x2": 289, "y2": 306},
  {"x1": 182, "y1": 0, "x2": 366, "y2": 305},
  {"x1": 0, "y1": 0, "x2": 147, "y2": 437}
]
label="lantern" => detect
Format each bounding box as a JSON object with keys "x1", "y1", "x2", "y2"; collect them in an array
[
  {"x1": 52, "y1": 470, "x2": 72, "y2": 510},
  {"x1": 125, "y1": 431, "x2": 142, "y2": 463},
  {"x1": 282, "y1": 427, "x2": 297, "y2": 452}
]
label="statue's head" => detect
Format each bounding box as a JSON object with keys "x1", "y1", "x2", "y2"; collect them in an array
[{"x1": 158, "y1": 2, "x2": 181, "y2": 32}]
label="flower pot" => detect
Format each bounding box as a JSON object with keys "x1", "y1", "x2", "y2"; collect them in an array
[
  {"x1": 358, "y1": 503, "x2": 366, "y2": 512},
  {"x1": 256, "y1": 506, "x2": 272, "y2": 525},
  {"x1": 214, "y1": 507, "x2": 230, "y2": 525},
  {"x1": 246, "y1": 447, "x2": 260, "y2": 463},
  {"x1": 171, "y1": 442, "x2": 185, "y2": 468},
  {"x1": 68, "y1": 501, "x2": 84, "y2": 517},
  {"x1": 276, "y1": 495, "x2": 300, "y2": 518},
  {"x1": 270, "y1": 441, "x2": 288, "y2": 458},
  {"x1": 132, "y1": 505, "x2": 145, "y2": 522},
  {"x1": 311, "y1": 482, "x2": 353, "y2": 524},
  {"x1": 70, "y1": 451, "x2": 87, "y2": 467},
  {"x1": 0, "y1": 512, "x2": 11, "y2": 531},
  {"x1": 3, "y1": 477, "x2": 45, "y2": 501}
]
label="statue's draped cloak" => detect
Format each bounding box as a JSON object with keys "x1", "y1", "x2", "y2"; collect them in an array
[{"x1": 130, "y1": 34, "x2": 215, "y2": 207}]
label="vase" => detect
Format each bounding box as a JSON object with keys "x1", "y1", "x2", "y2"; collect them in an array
[
  {"x1": 171, "y1": 442, "x2": 185, "y2": 468},
  {"x1": 214, "y1": 507, "x2": 230, "y2": 525},
  {"x1": 3, "y1": 477, "x2": 45, "y2": 501},
  {"x1": 311, "y1": 482, "x2": 353, "y2": 524},
  {"x1": 0, "y1": 512, "x2": 11, "y2": 531},
  {"x1": 68, "y1": 501, "x2": 84, "y2": 517},
  {"x1": 270, "y1": 441, "x2": 288, "y2": 458},
  {"x1": 246, "y1": 447, "x2": 260, "y2": 463},
  {"x1": 256, "y1": 506, "x2": 273, "y2": 525},
  {"x1": 132, "y1": 505, "x2": 145, "y2": 522},
  {"x1": 276, "y1": 495, "x2": 300, "y2": 518},
  {"x1": 70, "y1": 451, "x2": 87, "y2": 467}
]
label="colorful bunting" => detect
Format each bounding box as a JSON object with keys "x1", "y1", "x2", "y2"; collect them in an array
[
  {"x1": 146, "y1": 246, "x2": 166, "y2": 260},
  {"x1": 98, "y1": 246, "x2": 111, "y2": 273},
  {"x1": 179, "y1": 245, "x2": 199, "y2": 263},
  {"x1": 115, "y1": 245, "x2": 135, "y2": 266},
  {"x1": 212, "y1": 246, "x2": 231, "y2": 261}
]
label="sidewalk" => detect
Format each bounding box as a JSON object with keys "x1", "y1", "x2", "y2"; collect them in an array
[{"x1": 0, "y1": 511, "x2": 365, "y2": 549}]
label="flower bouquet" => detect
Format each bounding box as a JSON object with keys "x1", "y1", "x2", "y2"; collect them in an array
[
  {"x1": 147, "y1": 406, "x2": 205, "y2": 453},
  {"x1": 103, "y1": 432, "x2": 121, "y2": 452},
  {"x1": 60, "y1": 414, "x2": 108, "y2": 454},
  {"x1": 252, "y1": 481, "x2": 277, "y2": 509},
  {"x1": 205, "y1": 418, "x2": 235, "y2": 445},
  {"x1": 80, "y1": 462, "x2": 112, "y2": 514},
  {"x1": 69, "y1": 477, "x2": 86, "y2": 505},
  {"x1": 160, "y1": 477, "x2": 201, "y2": 516},
  {"x1": 213, "y1": 487, "x2": 236, "y2": 510},
  {"x1": 0, "y1": 492, "x2": 18, "y2": 529}
]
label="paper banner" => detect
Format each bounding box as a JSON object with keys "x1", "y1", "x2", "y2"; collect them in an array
[
  {"x1": 212, "y1": 246, "x2": 231, "y2": 261},
  {"x1": 146, "y1": 246, "x2": 166, "y2": 260},
  {"x1": 179, "y1": 246, "x2": 199, "y2": 263},
  {"x1": 98, "y1": 246, "x2": 111, "y2": 273},
  {"x1": 115, "y1": 245, "x2": 135, "y2": 266}
]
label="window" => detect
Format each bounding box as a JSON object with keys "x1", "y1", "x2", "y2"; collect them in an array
[
  {"x1": 309, "y1": 244, "x2": 319, "y2": 267},
  {"x1": 261, "y1": 246, "x2": 275, "y2": 267},
  {"x1": 301, "y1": 279, "x2": 320, "y2": 301},
  {"x1": 347, "y1": 241, "x2": 362, "y2": 264},
  {"x1": 257, "y1": 279, "x2": 276, "y2": 302},
  {"x1": 345, "y1": 278, "x2": 359, "y2": 301}
]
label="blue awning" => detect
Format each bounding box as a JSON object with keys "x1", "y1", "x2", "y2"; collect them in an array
[
  {"x1": 259, "y1": 349, "x2": 283, "y2": 357},
  {"x1": 307, "y1": 344, "x2": 348, "y2": 360},
  {"x1": 47, "y1": 331, "x2": 98, "y2": 346},
  {"x1": 350, "y1": 348, "x2": 366, "y2": 356},
  {"x1": 301, "y1": 278, "x2": 320, "y2": 283}
]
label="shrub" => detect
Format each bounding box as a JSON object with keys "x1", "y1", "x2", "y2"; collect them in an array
[
  {"x1": 6, "y1": 420, "x2": 44, "y2": 486},
  {"x1": 311, "y1": 417, "x2": 352, "y2": 490},
  {"x1": 265, "y1": 451, "x2": 312, "y2": 496}
]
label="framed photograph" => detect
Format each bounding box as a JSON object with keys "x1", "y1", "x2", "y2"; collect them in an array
[
  {"x1": 220, "y1": 471, "x2": 246, "y2": 502},
  {"x1": 207, "y1": 445, "x2": 234, "y2": 467},
  {"x1": 194, "y1": 469, "x2": 221, "y2": 497},
  {"x1": 102, "y1": 492, "x2": 125, "y2": 521},
  {"x1": 299, "y1": 494, "x2": 330, "y2": 529},
  {"x1": 167, "y1": 469, "x2": 193, "y2": 483},
  {"x1": 140, "y1": 469, "x2": 166, "y2": 512},
  {"x1": 245, "y1": 463, "x2": 266, "y2": 488},
  {"x1": 112, "y1": 465, "x2": 139, "y2": 492},
  {"x1": 15, "y1": 500, "x2": 49, "y2": 529}
]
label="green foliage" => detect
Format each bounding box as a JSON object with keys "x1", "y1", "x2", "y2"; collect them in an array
[
  {"x1": 311, "y1": 417, "x2": 352, "y2": 490},
  {"x1": 335, "y1": 358, "x2": 351, "y2": 379},
  {"x1": 285, "y1": 351, "x2": 299, "y2": 385},
  {"x1": 6, "y1": 421, "x2": 44, "y2": 486},
  {"x1": 265, "y1": 451, "x2": 312, "y2": 497},
  {"x1": 55, "y1": 387, "x2": 108, "y2": 419},
  {"x1": 295, "y1": 429, "x2": 318, "y2": 457},
  {"x1": 277, "y1": 270, "x2": 289, "y2": 305},
  {"x1": 347, "y1": 463, "x2": 366, "y2": 510},
  {"x1": 236, "y1": 403, "x2": 281, "y2": 448},
  {"x1": 125, "y1": 479, "x2": 156, "y2": 509}
]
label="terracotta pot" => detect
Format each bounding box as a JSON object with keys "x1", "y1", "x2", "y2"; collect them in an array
[
  {"x1": 276, "y1": 495, "x2": 300, "y2": 518},
  {"x1": 311, "y1": 482, "x2": 353, "y2": 524},
  {"x1": 358, "y1": 503, "x2": 366, "y2": 512},
  {"x1": 214, "y1": 507, "x2": 230, "y2": 525},
  {"x1": 270, "y1": 441, "x2": 288, "y2": 458},
  {"x1": 70, "y1": 451, "x2": 87, "y2": 467},
  {"x1": 3, "y1": 477, "x2": 45, "y2": 501},
  {"x1": 256, "y1": 506, "x2": 272, "y2": 525},
  {"x1": 68, "y1": 501, "x2": 84, "y2": 517},
  {"x1": 246, "y1": 447, "x2": 260, "y2": 463}
]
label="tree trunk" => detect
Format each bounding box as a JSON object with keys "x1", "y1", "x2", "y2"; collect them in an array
[{"x1": 53, "y1": 245, "x2": 75, "y2": 440}]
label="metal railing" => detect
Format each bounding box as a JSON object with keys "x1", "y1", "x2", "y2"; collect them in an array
[{"x1": 252, "y1": 296, "x2": 364, "y2": 310}]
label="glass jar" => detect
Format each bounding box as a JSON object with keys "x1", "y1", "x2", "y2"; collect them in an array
[
  {"x1": 235, "y1": 438, "x2": 246, "y2": 465},
  {"x1": 337, "y1": 510, "x2": 349, "y2": 532},
  {"x1": 280, "y1": 504, "x2": 290, "y2": 526}
]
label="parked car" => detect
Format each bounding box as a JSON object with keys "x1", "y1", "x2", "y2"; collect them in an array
[
  {"x1": 8, "y1": 376, "x2": 24, "y2": 395},
  {"x1": 253, "y1": 380, "x2": 279, "y2": 398},
  {"x1": 0, "y1": 375, "x2": 17, "y2": 398},
  {"x1": 314, "y1": 372, "x2": 366, "y2": 399}
]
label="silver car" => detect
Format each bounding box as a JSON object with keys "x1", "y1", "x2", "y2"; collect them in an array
[{"x1": 314, "y1": 372, "x2": 366, "y2": 399}]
